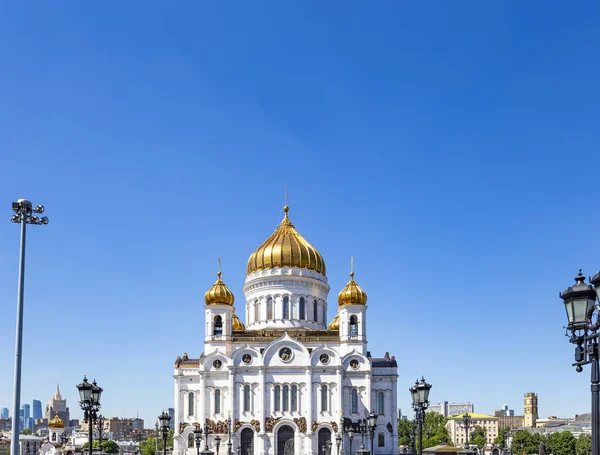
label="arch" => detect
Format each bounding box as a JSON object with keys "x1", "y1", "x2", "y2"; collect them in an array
[
  {"x1": 283, "y1": 296, "x2": 290, "y2": 319},
  {"x1": 321, "y1": 385, "x2": 328, "y2": 412},
  {"x1": 299, "y1": 297, "x2": 305, "y2": 320},
  {"x1": 187, "y1": 433, "x2": 194, "y2": 448},
  {"x1": 349, "y1": 315, "x2": 358, "y2": 335},
  {"x1": 378, "y1": 391, "x2": 385, "y2": 415},
  {"x1": 214, "y1": 315, "x2": 223, "y2": 336},
  {"x1": 277, "y1": 425, "x2": 294, "y2": 455},
  {"x1": 351, "y1": 389, "x2": 358, "y2": 414},
  {"x1": 215, "y1": 389, "x2": 221, "y2": 414},
  {"x1": 318, "y1": 428, "x2": 332, "y2": 455},
  {"x1": 188, "y1": 392, "x2": 194, "y2": 416},
  {"x1": 240, "y1": 428, "x2": 254, "y2": 455},
  {"x1": 274, "y1": 385, "x2": 281, "y2": 411},
  {"x1": 313, "y1": 299, "x2": 318, "y2": 322},
  {"x1": 267, "y1": 297, "x2": 274, "y2": 320},
  {"x1": 243, "y1": 385, "x2": 251, "y2": 412}
]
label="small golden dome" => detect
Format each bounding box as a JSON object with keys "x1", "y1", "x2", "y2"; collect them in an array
[
  {"x1": 328, "y1": 313, "x2": 340, "y2": 330},
  {"x1": 204, "y1": 272, "x2": 235, "y2": 306},
  {"x1": 337, "y1": 272, "x2": 368, "y2": 305},
  {"x1": 49, "y1": 414, "x2": 65, "y2": 429},
  {"x1": 232, "y1": 313, "x2": 246, "y2": 331},
  {"x1": 247, "y1": 206, "x2": 326, "y2": 276}
]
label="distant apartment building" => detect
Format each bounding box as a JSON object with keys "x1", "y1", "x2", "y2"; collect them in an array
[
  {"x1": 447, "y1": 413, "x2": 499, "y2": 446},
  {"x1": 45, "y1": 385, "x2": 70, "y2": 426},
  {"x1": 494, "y1": 404, "x2": 524, "y2": 429},
  {"x1": 429, "y1": 401, "x2": 474, "y2": 417},
  {"x1": 524, "y1": 392, "x2": 538, "y2": 427},
  {"x1": 0, "y1": 418, "x2": 11, "y2": 432},
  {"x1": 168, "y1": 408, "x2": 175, "y2": 430},
  {"x1": 32, "y1": 400, "x2": 42, "y2": 420},
  {"x1": 0, "y1": 409, "x2": 8, "y2": 420},
  {"x1": 85, "y1": 417, "x2": 144, "y2": 441}
]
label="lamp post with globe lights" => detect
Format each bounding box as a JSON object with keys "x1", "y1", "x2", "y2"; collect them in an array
[
  {"x1": 410, "y1": 377, "x2": 432, "y2": 455},
  {"x1": 194, "y1": 427, "x2": 203, "y2": 455},
  {"x1": 77, "y1": 377, "x2": 102, "y2": 455},
  {"x1": 367, "y1": 412, "x2": 378, "y2": 455},
  {"x1": 158, "y1": 411, "x2": 171, "y2": 455},
  {"x1": 9, "y1": 200, "x2": 48, "y2": 455},
  {"x1": 560, "y1": 270, "x2": 600, "y2": 455},
  {"x1": 460, "y1": 413, "x2": 473, "y2": 448}
]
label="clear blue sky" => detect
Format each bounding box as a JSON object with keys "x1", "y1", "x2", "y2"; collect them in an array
[{"x1": 0, "y1": 1, "x2": 599, "y2": 426}]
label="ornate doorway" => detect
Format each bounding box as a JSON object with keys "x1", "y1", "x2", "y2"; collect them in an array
[
  {"x1": 277, "y1": 425, "x2": 294, "y2": 455},
  {"x1": 241, "y1": 428, "x2": 254, "y2": 455},
  {"x1": 317, "y1": 428, "x2": 331, "y2": 455}
]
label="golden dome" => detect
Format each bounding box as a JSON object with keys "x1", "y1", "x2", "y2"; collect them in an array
[
  {"x1": 247, "y1": 206, "x2": 326, "y2": 276},
  {"x1": 232, "y1": 313, "x2": 246, "y2": 330},
  {"x1": 204, "y1": 272, "x2": 235, "y2": 305},
  {"x1": 337, "y1": 272, "x2": 368, "y2": 305},
  {"x1": 49, "y1": 414, "x2": 65, "y2": 429},
  {"x1": 328, "y1": 313, "x2": 340, "y2": 330}
]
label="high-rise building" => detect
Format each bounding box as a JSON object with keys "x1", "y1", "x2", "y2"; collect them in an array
[
  {"x1": 45, "y1": 384, "x2": 70, "y2": 426},
  {"x1": 32, "y1": 400, "x2": 42, "y2": 420},
  {"x1": 0, "y1": 409, "x2": 8, "y2": 419},
  {"x1": 428, "y1": 401, "x2": 474, "y2": 417},
  {"x1": 168, "y1": 408, "x2": 175, "y2": 430},
  {"x1": 524, "y1": 392, "x2": 538, "y2": 427}
]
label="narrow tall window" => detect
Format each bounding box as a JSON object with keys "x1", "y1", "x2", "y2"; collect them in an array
[
  {"x1": 188, "y1": 392, "x2": 194, "y2": 416},
  {"x1": 299, "y1": 297, "x2": 305, "y2": 320},
  {"x1": 254, "y1": 300, "x2": 259, "y2": 323},
  {"x1": 378, "y1": 433, "x2": 385, "y2": 447},
  {"x1": 215, "y1": 389, "x2": 221, "y2": 414},
  {"x1": 283, "y1": 296, "x2": 289, "y2": 319},
  {"x1": 283, "y1": 385, "x2": 289, "y2": 411},
  {"x1": 267, "y1": 298, "x2": 273, "y2": 320},
  {"x1": 351, "y1": 389, "x2": 358, "y2": 414},
  {"x1": 243, "y1": 385, "x2": 250, "y2": 412},
  {"x1": 349, "y1": 315, "x2": 358, "y2": 335},
  {"x1": 188, "y1": 434, "x2": 194, "y2": 448},
  {"x1": 321, "y1": 385, "x2": 328, "y2": 412},
  {"x1": 323, "y1": 306, "x2": 327, "y2": 324},
  {"x1": 378, "y1": 391, "x2": 385, "y2": 415},
  {"x1": 274, "y1": 386, "x2": 281, "y2": 411},
  {"x1": 291, "y1": 385, "x2": 298, "y2": 411},
  {"x1": 214, "y1": 316, "x2": 223, "y2": 336},
  {"x1": 313, "y1": 300, "x2": 318, "y2": 322}
]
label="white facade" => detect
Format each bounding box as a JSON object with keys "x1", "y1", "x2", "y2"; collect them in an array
[{"x1": 173, "y1": 207, "x2": 399, "y2": 455}]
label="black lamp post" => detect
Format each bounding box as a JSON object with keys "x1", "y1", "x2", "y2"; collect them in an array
[
  {"x1": 200, "y1": 421, "x2": 214, "y2": 455},
  {"x1": 194, "y1": 427, "x2": 203, "y2": 455},
  {"x1": 410, "y1": 377, "x2": 432, "y2": 455},
  {"x1": 335, "y1": 433, "x2": 342, "y2": 455},
  {"x1": 561, "y1": 270, "x2": 600, "y2": 455},
  {"x1": 460, "y1": 413, "x2": 473, "y2": 447},
  {"x1": 158, "y1": 411, "x2": 171, "y2": 455},
  {"x1": 214, "y1": 435, "x2": 221, "y2": 455},
  {"x1": 347, "y1": 427, "x2": 354, "y2": 455},
  {"x1": 77, "y1": 377, "x2": 102, "y2": 455},
  {"x1": 411, "y1": 419, "x2": 417, "y2": 455},
  {"x1": 97, "y1": 414, "x2": 104, "y2": 451},
  {"x1": 367, "y1": 412, "x2": 378, "y2": 455}
]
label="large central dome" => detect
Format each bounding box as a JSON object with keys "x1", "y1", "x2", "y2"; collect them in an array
[{"x1": 246, "y1": 206, "x2": 326, "y2": 276}]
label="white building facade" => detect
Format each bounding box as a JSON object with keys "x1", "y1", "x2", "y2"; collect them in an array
[{"x1": 173, "y1": 206, "x2": 399, "y2": 455}]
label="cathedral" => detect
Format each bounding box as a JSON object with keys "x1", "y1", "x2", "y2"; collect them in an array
[{"x1": 173, "y1": 205, "x2": 399, "y2": 455}]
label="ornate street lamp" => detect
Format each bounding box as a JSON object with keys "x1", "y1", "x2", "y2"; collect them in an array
[
  {"x1": 335, "y1": 433, "x2": 342, "y2": 455},
  {"x1": 227, "y1": 411, "x2": 233, "y2": 455},
  {"x1": 214, "y1": 435, "x2": 221, "y2": 455},
  {"x1": 367, "y1": 412, "x2": 378, "y2": 455},
  {"x1": 158, "y1": 411, "x2": 171, "y2": 455},
  {"x1": 97, "y1": 414, "x2": 104, "y2": 450},
  {"x1": 460, "y1": 413, "x2": 473, "y2": 447},
  {"x1": 9, "y1": 200, "x2": 48, "y2": 455},
  {"x1": 194, "y1": 427, "x2": 203, "y2": 455},
  {"x1": 200, "y1": 421, "x2": 214, "y2": 455},
  {"x1": 561, "y1": 270, "x2": 600, "y2": 455},
  {"x1": 347, "y1": 427, "x2": 354, "y2": 455},
  {"x1": 410, "y1": 377, "x2": 432, "y2": 455},
  {"x1": 77, "y1": 377, "x2": 102, "y2": 455}
]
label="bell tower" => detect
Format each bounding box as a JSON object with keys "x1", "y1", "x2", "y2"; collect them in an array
[{"x1": 524, "y1": 392, "x2": 538, "y2": 427}]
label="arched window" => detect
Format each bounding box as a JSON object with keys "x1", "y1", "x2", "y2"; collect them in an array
[
  {"x1": 291, "y1": 385, "x2": 298, "y2": 412},
  {"x1": 243, "y1": 385, "x2": 250, "y2": 412},
  {"x1": 283, "y1": 385, "x2": 289, "y2": 411},
  {"x1": 267, "y1": 297, "x2": 273, "y2": 320},
  {"x1": 214, "y1": 316, "x2": 222, "y2": 336},
  {"x1": 313, "y1": 299, "x2": 318, "y2": 322},
  {"x1": 378, "y1": 433, "x2": 385, "y2": 447},
  {"x1": 274, "y1": 385, "x2": 281, "y2": 411},
  {"x1": 321, "y1": 385, "x2": 328, "y2": 412},
  {"x1": 52, "y1": 433, "x2": 56, "y2": 442},
  {"x1": 215, "y1": 389, "x2": 221, "y2": 414},
  {"x1": 349, "y1": 315, "x2": 358, "y2": 335},
  {"x1": 188, "y1": 434, "x2": 194, "y2": 448},
  {"x1": 188, "y1": 392, "x2": 194, "y2": 416},
  {"x1": 283, "y1": 296, "x2": 290, "y2": 319},
  {"x1": 254, "y1": 300, "x2": 259, "y2": 323},
  {"x1": 351, "y1": 389, "x2": 358, "y2": 414},
  {"x1": 299, "y1": 297, "x2": 305, "y2": 320},
  {"x1": 378, "y1": 391, "x2": 385, "y2": 415}
]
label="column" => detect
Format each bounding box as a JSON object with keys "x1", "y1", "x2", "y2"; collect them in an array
[
  {"x1": 259, "y1": 368, "x2": 265, "y2": 434},
  {"x1": 365, "y1": 372, "x2": 372, "y2": 413},
  {"x1": 337, "y1": 367, "x2": 343, "y2": 420},
  {"x1": 199, "y1": 373, "x2": 206, "y2": 425},
  {"x1": 305, "y1": 368, "x2": 313, "y2": 434}
]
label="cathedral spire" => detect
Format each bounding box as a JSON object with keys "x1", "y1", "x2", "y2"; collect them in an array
[{"x1": 54, "y1": 383, "x2": 62, "y2": 400}]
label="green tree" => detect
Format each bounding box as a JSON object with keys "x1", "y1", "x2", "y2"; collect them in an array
[
  {"x1": 19, "y1": 429, "x2": 33, "y2": 435},
  {"x1": 101, "y1": 441, "x2": 120, "y2": 454},
  {"x1": 546, "y1": 432, "x2": 576, "y2": 455},
  {"x1": 470, "y1": 426, "x2": 487, "y2": 449},
  {"x1": 398, "y1": 419, "x2": 413, "y2": 448},
  {"x1": 511, "y1": 431, "x2": 544, "y2": 455},
  {"x1": 576, "y1": 434, "x2": 592, "y2": 455},
  {"x1": 495, "y1": 427, "x2": 512, "y2": 447},
  {"x1": 139, "y1": 438, "x2": 156, "y2": 455},
  {"x1": 422, "y1": 412, "x2": 451, "y2": 449}
]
